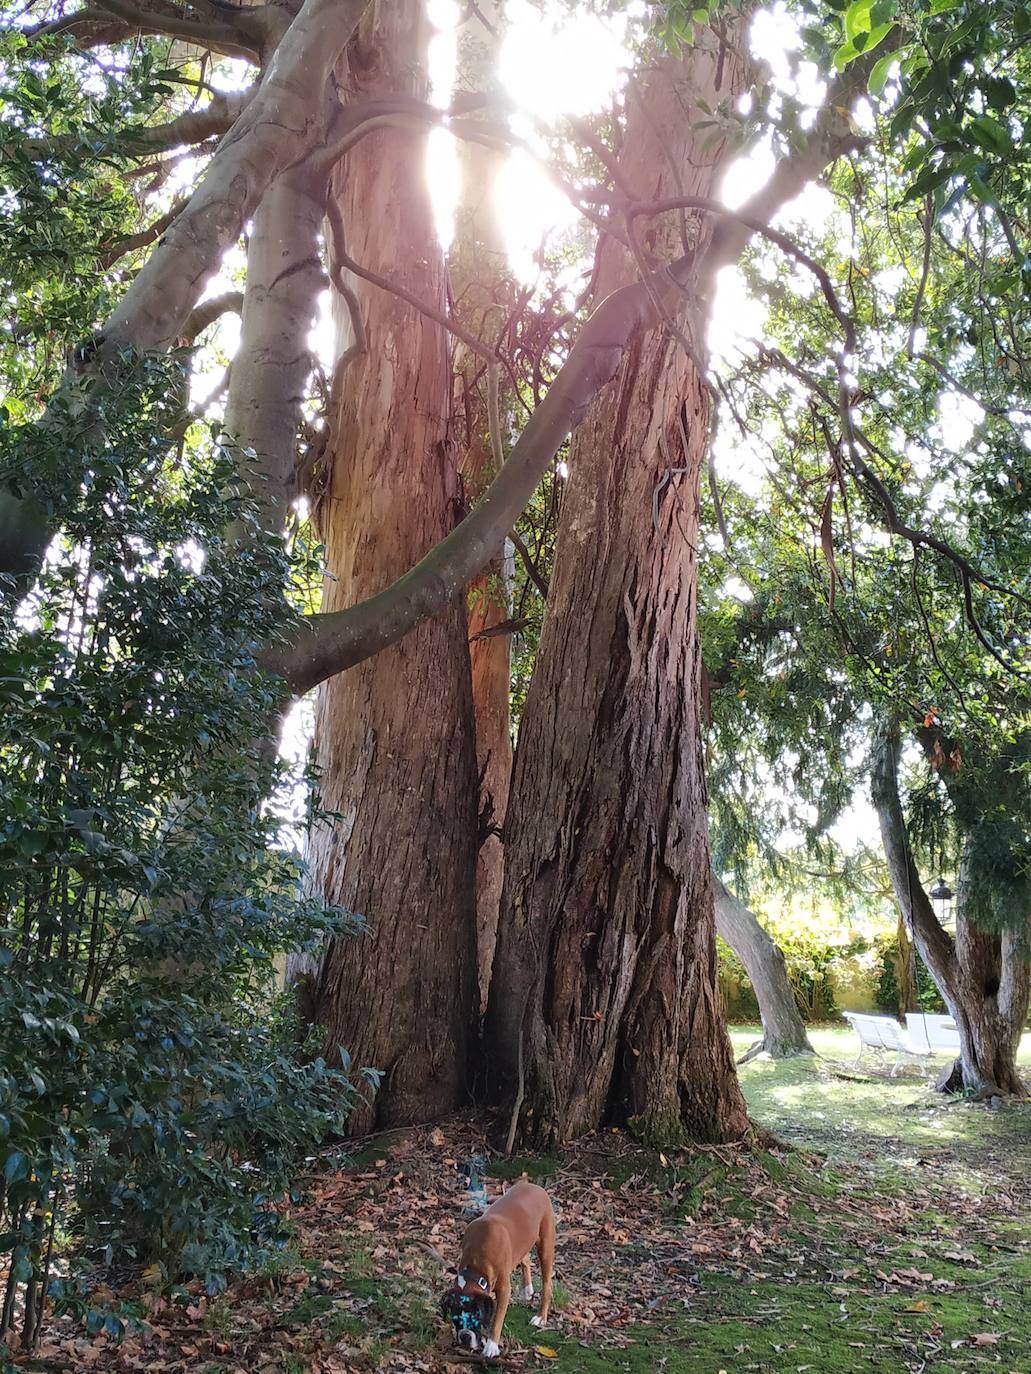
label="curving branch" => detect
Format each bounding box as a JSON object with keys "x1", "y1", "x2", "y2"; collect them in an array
[
  {"x1": 91, "y1": 0, "x2": 264, "y2": 62},
  {"x1": 329, "y1": 202, "x2": 491, "y2": 363},
  {"x1": 915, "y1": 349, "x2": 1031, "y2": 421},
  {"x1": 179, "y1": 290, "x2": 243, "y2": 343},
  {"x1": 99, "y1": 193, "x2": 188, "y2": 267},
  {"x1": 22, "y1": 6, "x2": 132, "y2": 49},
  {"x1": 259, "y1": 255, "x2": 692, "y2": 693}
]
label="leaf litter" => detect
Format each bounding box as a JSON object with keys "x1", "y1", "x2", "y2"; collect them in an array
[{"x1": 13, "y1": 1110, "x2": 1031, "y2": 1373}]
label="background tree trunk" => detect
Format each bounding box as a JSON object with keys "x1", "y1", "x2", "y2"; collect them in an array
[
  {"x1": 486, "y1": 39, "x2": 754, "y2": 1150},
  {"x1": 301, "y1": 0, "x2": 479, "y2": 1131},
  {"x1": 713, "y1": 875, "x2": 816, "y2": 1062},
  {"x1": 463, "y1": 496, "x2": 513, "y2": 1015},
  {"x1": 222, "y1": 164, "x2": 326, "y2": 543},
  {"x1": 893, "y1": 910, "x2": 916, "y2": 1019},
  {"x1": 871, "y1": 719, "x2": 1029, "y2": 1098}
]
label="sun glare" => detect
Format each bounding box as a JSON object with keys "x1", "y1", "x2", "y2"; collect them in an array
[{"x1": 499, "y1": 0, "x2": 634, "y2": 123}]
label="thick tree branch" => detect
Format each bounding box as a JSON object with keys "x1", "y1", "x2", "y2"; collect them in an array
[
  {"x1": 700, "y1": 103, "x2": 862, "y2": 283},
  {"x1": 92, "y1": 0, "x2": 262, "y2": 61},
  {"x1": 99, "y1": 193, "x2": 188, "y2": 267},
  {"x1": 22, "y1": 6, "x2": 129, "y2": 48},
  {"x1": 222, "y1": 161, "x2": 327, "y2": 543},
  {"x1": 179, "y1": 290, "x2": 243, "y2": 343},
  {"x1": 259, "y1": 257, "x2": 692, "y2": 693}
]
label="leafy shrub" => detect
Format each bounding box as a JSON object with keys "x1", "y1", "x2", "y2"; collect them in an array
[
  {"x1": 873, "y1": 935, "x2": 946, "y2": 1016},
  {"x1": 717, "y1": 927, "x2": 873, "y2": 1023},
  {"x1": 0, "y1": 366, "x2": 362, "y2": 1351},
  {"x1": 716, "y1": 937, "x2": 760, "y2": 1022}
]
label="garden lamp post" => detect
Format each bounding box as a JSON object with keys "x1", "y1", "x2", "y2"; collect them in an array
[{"x1": 928, "y1": 877, "x2": 954, "y2": 928}]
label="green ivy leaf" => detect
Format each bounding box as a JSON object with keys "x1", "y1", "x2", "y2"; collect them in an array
[{"x1": 868, "y1": 51, "x2": 898, "y2": 96}]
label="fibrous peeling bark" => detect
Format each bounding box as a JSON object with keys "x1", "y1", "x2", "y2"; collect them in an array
[
  {"x1": 486, "y1": 39, "x2": 755, "y2": 1149},
  {"x1": 299, "y1": 0, "x2": 478, "y2": 1132}
]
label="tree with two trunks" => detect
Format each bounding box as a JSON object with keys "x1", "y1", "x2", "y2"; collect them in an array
[{"x1": 0, "y1": 0, "x2": 1028, "y2": 1179}]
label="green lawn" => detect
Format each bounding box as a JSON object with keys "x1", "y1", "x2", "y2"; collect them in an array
[{"x1": 729, "y1": 1022, "x2": 1031, "y2": 1190}]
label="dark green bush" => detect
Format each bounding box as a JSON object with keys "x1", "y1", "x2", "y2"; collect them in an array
[
  {"x1": 0, "y1": 364, "x2": 363, "y2": 1350},
  {"x1": 873, "y1": 935, "x2": 946, "y2": 1016},
  {"x1": 717, "y1": 927, "x2": 873, "y2": 1024}
]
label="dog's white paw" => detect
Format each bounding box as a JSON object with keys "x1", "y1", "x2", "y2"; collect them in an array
[
  {"x1": 529, "y1": 1315, "x2": 548, "y2": 1329},
  {"x1": 518, "y1": 1284, "x2": 534, "y2": 1302},
  {"x1": 482, "y1": 1338, "x2": 501, "y2": 1358}
]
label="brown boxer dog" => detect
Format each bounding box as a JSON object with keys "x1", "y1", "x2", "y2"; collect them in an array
[{"x1": 440, "y1": 1179, "x2": 556, "y2": 1358}]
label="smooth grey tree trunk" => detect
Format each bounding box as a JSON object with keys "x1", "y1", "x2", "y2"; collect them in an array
[{"x1": 712, "y1": 875, "x2": 816, "y2": 1062}]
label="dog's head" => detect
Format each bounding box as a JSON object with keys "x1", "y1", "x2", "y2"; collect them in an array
[{"x1": 440, "y1": 1272, "x2": 493, "y2": 1351}]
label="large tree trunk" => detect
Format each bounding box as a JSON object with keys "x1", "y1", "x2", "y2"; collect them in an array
[
  {"x1": 485, "y1": 39, "x2": 754, "y2": 1150},
  {"x1": 221, "y1": 163, "x2": 326, "y2": 544},
  {"x1": 871, "y1": 719, "x2": 1029, "y2": 1098},
  {"x1": 455, "y1": 122, "x2": 514, "y2": 1015},
  {"x1": 301, "y1": 0, "x2": 479, "y2": 1132},
  {"x1": 941, "y1": 894, "x2": 1030, "y2": 1097},
  {"x1": 713, "y1": 875, "x2": 816, "y2": 1061}
]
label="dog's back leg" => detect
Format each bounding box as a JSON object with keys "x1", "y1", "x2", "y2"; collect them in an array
[
  {"x1": 517, "y1": 1255, "x2": 534, "y2": 1301},
  {"x1": 530, "y1": 1207, "x2": 555, "y2": 1327}
]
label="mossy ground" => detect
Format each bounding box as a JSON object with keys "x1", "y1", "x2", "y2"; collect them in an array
[{"x1": 30, "y1": 1026, "x2": 1031, "y2": 1372}]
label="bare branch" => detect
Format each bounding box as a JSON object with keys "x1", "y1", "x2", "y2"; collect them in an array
[
  {"x1": 509, "y1": 527, "x2": 549, "y2": 600},
  {"x1": 92, "y1": 0, "x2": 262, "y2": 61},
  {"x1": 99, "y1": 193, "x2": 188, "y2": 267},
  {"x1": 180, "y1": 290, "x2": 243, "y2": 342},
  {"x1": 330, "y1": 211, "x2": 492, "y2": 364},
  {"x1": 915, "y1": 350, "x2": 1031, "y2": 420},
  {"x1": 469, "y1": 615, "x2": 531, "y2": 643},
  {"x1": 324, "y1": 195, "x2": 368, "y2": 368}
]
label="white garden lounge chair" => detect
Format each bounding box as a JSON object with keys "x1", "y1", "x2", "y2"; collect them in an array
[
  {"x1": 904, "y1": 1012, "x2": 961, "y2": 1055},
  {"x1": 842, "y1": 1011, "x2": 932, "y2": 1076}
]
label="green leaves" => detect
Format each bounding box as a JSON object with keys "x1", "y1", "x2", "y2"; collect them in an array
[
  {"x1": 833, "y1": 0, "x2": 896, "y2": 69},
  {"x1": 3, "y1": 1150, "x2": 29, "y2": 1184},
  {"x1": 868, "y1": 51, "x2": 898, "y2": 97},
  {"x1": 967, "y1": 114, "x2": 1012, "y2": 156},
  {"x1": 0, "y1": 383, "x2": 361, "y2": 1331}
]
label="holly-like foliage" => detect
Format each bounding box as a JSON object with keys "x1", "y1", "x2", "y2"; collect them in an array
[{"x1": 0, "y1": 362, "x2": 365, "y2": 1350}]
